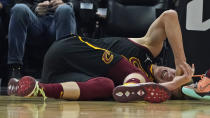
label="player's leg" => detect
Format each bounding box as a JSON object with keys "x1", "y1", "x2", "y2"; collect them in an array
[
  {"x1": 130, "y1": 10, "x2": 187, "y2": 75},
  {"x1": 143, "y1": 10, "x2": 186, "y2": 62},
  {"x1": 113, "y1": 10, "x2": 192, "y2": 102},
  {"x1": 12, "y1": 35, "x2": 169, "y2": 102},
  {"x1": 147, "y1": 10, "x2": 190, "y2": 76},
  {"x1": 112, "y1": 60, "x2": 194, "y2": 103},
  {"x1": 141, "y1": 10, "x2": 195, "y2": 98},
  {"x1": 111, "y1": 55, "x2": 172, "y2": 103},
  {"x1": 8, "y1": 74, "x2": 115, "y2": 100},
  {"x1": 112, "y1": 72, "x2": 171, "y2": 103}
]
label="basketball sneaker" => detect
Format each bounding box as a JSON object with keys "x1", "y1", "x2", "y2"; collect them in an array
[
  {"x1": 112, "y1": 82, "x2": 171, "y2": 103},
  {"x1": 7, "y1": 76, "x2": 47, "y2": 100},
  {"x1": 182, "y1": 75, "x2": 210, "y2": 100},
  {"x1": 7, "y1": 78, "x2": 19, "y2": 96}
]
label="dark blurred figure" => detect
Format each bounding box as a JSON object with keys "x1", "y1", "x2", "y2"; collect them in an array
[
  {"x1": 0, "y1": 0, "x2": 13, "y2": 88},
  {"x1": 168, "y1": 0, "x2": 179, "y2": 9},
  {"x1": 0, "y1": 0, "x2": 11, "y2": 39}
]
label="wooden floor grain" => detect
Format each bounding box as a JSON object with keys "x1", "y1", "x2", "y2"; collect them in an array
[{"x1": 0, "y1": 96, "x2": 210, "y2": 118}]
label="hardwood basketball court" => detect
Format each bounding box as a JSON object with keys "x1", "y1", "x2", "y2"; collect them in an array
[{"x1": 0, "y1": 96, "x2": 210, "y2": 118}]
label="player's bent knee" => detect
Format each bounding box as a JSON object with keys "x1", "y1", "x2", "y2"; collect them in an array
[
  {"x1": 123, "y1": 73, "x2": 147, "y2": 84},
  {"x1": 162, "y1": 9, "x2": 178, "y2": 21}
]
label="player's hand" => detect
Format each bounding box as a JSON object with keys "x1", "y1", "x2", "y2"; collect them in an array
[
  {"x1": 175, "y1": 61, "x2": 185, "y2": 76},
  {"x1": 175, "y1": 60, "x2": 192, "y2": 76},
  {"x1": 49, "y1": 0, "x2": 64, "y2": 11},
  {"x1": 35, "y1": 1, "x2": 50, "y2": 16},
  {"x1": 173, "y1": 63, "x2": 195, "y2": 86}
]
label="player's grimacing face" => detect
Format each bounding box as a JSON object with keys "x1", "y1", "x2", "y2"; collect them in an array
[{"x1": 154, "y1": 66, "x2": 176, "y2": 83}]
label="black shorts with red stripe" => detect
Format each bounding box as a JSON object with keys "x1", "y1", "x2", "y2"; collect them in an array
[{"x1": 41, "y1": 35, "x2": 155, "y2": 85}]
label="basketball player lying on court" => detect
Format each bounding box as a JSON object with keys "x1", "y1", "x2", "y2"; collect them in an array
[{"x1": 7, "y1": 10, "x2": 194, "y2": 103}]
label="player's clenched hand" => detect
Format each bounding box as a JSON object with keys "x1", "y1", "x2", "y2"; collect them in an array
[
  {"x1": 173, "y1": 63, "x2": 195, "y2": 86},
  {"x1": 175, "y1": 60, "x2": 189, "y2": 76}
]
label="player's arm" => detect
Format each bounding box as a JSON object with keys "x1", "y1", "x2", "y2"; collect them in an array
[{"x1": 159, "y1": 63, "x2": 194, "y2": 91}]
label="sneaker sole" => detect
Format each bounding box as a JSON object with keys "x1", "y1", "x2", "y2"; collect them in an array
[
  {"x1": 113, "y1": 83, "x2": 171, "y2": 103},
  {"x1": 7, "y1": 78, "x2": 19, "y2": 96},
  {"x1": 17, "y1": 76, "x2": 37, "y2": 97},
  {"x1": 182, "y1": 87, "x2": 210, "y2": 100}
]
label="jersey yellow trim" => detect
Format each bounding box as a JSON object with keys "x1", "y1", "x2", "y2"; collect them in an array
[
  {"x1": 121, "y1": 55, "x2": 128, "y2": 60},
  {"x1": 150, "y1": 65, "x2": 153, "y2": 75},
  {"x1": 78, "y1": 36, "x2": 114, "y2": 64},
  {"x1": 129, "y1": 57, "x2": 148, "y2": 76},
  {"x1": 128, "y1": 56, "x2": 154, "y2": 82},
  {"x1": 78, "y1": 36, "x2": 106, "y2": 51}
]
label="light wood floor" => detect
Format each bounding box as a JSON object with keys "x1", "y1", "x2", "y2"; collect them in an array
[{"x1": 0, "y1": 96, "x2": 210, "y2": 118}]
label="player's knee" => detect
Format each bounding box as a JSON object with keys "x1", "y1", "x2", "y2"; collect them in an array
[
  {"x1": 123, "y1": 73, "x2": 147, "y2": 84},
  {"x1": 162, "y1": 9, "x2": 178, "y2": 21}
]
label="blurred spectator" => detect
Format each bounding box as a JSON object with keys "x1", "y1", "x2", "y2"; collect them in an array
[
  {"x1": 0, "y1": 0, "x2": 12, "y2": 39},
  {"x1": 0, "y1": 1, "x2": 5, "y2": 39},
  {"x1": 173, "y1": 0, "x2": 179, "y2": 8},
  {"x1": 169, "y1": 0, "x2": 179, "y2": 9},
  {"x1": 7, "y1": 0, "x2": 77, "y2": 80},
  {"x1": 0, "y1": 0, "x2": 13, "y2": 87}
]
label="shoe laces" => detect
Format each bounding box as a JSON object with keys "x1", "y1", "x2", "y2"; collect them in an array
[
  {"x1": 191, "y1": 74, "x2": 204, "y2": 87},
  {"x1": 32, "y1": 82, "x2": 47, "y2": 101},
  {"x1": 191, "y1": 74, "x2": 210, "y2": 90},
  {"x1": 193, "y1": 75, "x2": 210, "y2": 88},
  {"x1": 199, "y1": 76, "x2": 210, "y2": 84}
]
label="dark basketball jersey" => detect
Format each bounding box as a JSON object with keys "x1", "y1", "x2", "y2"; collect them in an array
[
  {"x1": 42, "y1": 35, "x2": 155, "y2": 83},
  {"x1": 82, "y1": 37, "x2": 155, "y2": 81}
]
